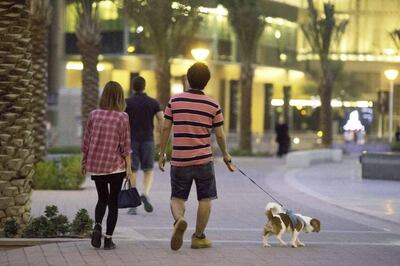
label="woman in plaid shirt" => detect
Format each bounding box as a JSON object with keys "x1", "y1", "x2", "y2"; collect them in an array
[{"x1": 81, "y1": 81, "x2": 134, "y2": 250}]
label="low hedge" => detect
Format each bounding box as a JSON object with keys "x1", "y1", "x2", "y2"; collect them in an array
[
  {"x1": 3, "y1": 205, "x2": 93, "y2": 238},
  {"x1": 33, "y1": 156, "x2": 85, "y2": 190},
  {"x1": 392, "y1": 142, "x2": 400, "y2": 151},
  {"x1": 48, "y1": 146, "x2": 81, "y2": 154},
  {"x1": 229, "y1": 148, "x2": 272, "y2": 157}
]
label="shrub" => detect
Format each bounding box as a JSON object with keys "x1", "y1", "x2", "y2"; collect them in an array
[
  {"x1": 4, "y1": 218, "x2": 19, "y2": 238},
  {"x1": 23, "y1": 216, "x2": 51, "y2": 238},
  {"x1": 48, "y1": 146, "x2": 81, "y2": 154},
  {"x1": 58, "y1": 156, "x2": 85, "y2": 190},
  {"x1": 33, "y1": 155, "x2": 85, "y2": 190},
  {"x1": 392, "y1": 142, "x2": 400, "y2": 151},
  {"x1": 32, "y1": 161, "x2": 58, "y2": 189},
  {"x1": 71, "y1": 209, "x2": 93, "y2": 237},
  {"x1": 229, "y1": 148, "x2": 272, "y2": 157},
  {"x1": 22, "y1": 205, "x2": 70, "y2": 238}
]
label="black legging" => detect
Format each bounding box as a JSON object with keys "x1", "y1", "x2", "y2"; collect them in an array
[{"x1": 92, "y1": 172, "x2": 125, "y2": 236}]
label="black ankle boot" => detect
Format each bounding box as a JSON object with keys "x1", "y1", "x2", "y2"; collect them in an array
[
  {"x1": 91, "y1": 224, "x2": 102, "y2": 248},
  {"x1": 104, "y1": 237, "x2": 116, "y2": 250}
]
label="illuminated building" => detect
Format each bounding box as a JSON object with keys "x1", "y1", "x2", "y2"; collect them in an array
[{"x1": 49, "y1": 0, "x2": 400, "y2": 146}]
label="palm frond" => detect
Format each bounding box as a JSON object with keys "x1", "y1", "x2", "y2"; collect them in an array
[{"x1": 390, "y1": 29, "x2": 400, "y2": 50}]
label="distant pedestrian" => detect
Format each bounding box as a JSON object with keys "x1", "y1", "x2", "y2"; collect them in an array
[
  {"x1": 275, "y1": 115, "x2": 290, "y2": 157},
  {"x1": 159, "y1": 62, "x2": 235, "y2": 251},
  {"x1": 81, "y1": 81, "x2": 134, "y2": 250},
  {"x1": 125, "y1": 76, "x2": 164, "y2": 215},
  {"x1": 395, "y1": 126, "x2": 400, "y2": 142}
]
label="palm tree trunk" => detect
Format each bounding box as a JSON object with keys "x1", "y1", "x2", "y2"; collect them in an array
[
  {"x1": 239, "y1": 63, "x2": 253, "y2": 152},
  {"x1": 155, "y1": 57, "x2": 171, "y2": 109},
  {"x1": 0, "y1": 0, "x2": 34, "y2": 230},
  {"x1": 79, "y1": 44, "x2": 99, "y2": 132},
  {"x1": 319, "y1": 63, "x2": 334, "y2": 147},
  {"x1": 31, "y1": 1, "x2": 51, "y2": 162}
]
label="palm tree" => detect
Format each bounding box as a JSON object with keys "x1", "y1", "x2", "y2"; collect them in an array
[
  {"x1": 219, "y1": 0, "x2": 266, "y2": 152},
  {"x1": 305, "y1": 61, "x2": 364, "y2": 101},
  {"x1": 30, "y1": 0, "x2": 52, "y2": 162},
  {"x1": 390, "y1": 29, "x2": 400, "y2": 50},
  {"x1": 300, "y1": 0, "x2": 348, "y2": 146},
  {"x1": 0, "y1": 0, "x2": 35, "y2": 229},
  {"x1": 123, "y1": 0, "x2": 202, "y2": 108},
  {"x1": 75, "y1": 0, "x2": 101, "y2": 132}
]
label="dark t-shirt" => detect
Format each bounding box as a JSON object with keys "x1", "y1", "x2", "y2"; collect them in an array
[{"x1": 125, "y1": 92, "x2": 161, "y2": 142}]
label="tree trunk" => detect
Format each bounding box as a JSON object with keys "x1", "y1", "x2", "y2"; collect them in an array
[
  {"x1": 239, "y1": 63, "x2": 253, "y2": 152},
  {"x1": 31, "y1": 10, "x2": 50, "y2": 163},
  {"x1": 154, "y1": 57, "x2": 171, "y2": 109},
  {"x1": 0, "y1": 0, "x2": 34, "y2": 230},
  {"x1": 319, "y1": 76, "x2": 333, "y2": 147},
  {"x1": 79, "y1": 44, "x2": 99, "y2": 133}
]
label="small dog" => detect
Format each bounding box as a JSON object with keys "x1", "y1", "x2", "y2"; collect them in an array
[{"x1": 263, "y1": 202, "x2": 321, "y2": 248}]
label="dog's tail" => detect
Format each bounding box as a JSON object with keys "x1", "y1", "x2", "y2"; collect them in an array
[{"x1": 265, "y1": 202, "x2": 284, "y2": 219}]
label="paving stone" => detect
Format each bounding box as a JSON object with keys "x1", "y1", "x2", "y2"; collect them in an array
[{"x1": 19, "y1": 157, "x2": 400, "y2": 265}]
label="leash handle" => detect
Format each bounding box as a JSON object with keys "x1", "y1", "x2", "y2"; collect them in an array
[{"x1": 236, "y1": 167, "x2": 284, "y2": 207}]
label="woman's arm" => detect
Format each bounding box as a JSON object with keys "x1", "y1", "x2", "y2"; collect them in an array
[
  {"x1": 125, "y1": 154, "x2": 135, "y2": 186},
  {"x1": 81, "y1": 113, "x2": 92, "y2": 175},
  {"x1": 120, "y1": 114, "x2": 135, "y2": 185}
]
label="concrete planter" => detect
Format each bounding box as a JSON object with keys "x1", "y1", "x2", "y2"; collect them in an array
[{"x1": 360, "y1": 152, "x2": 400, "y2": 181}]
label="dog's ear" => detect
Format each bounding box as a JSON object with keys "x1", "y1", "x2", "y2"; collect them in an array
[
  {"x1": 266, "y1": 209, "x2": 273, "y2": 220},
  {"x1": 310, "y1": 218, "x2": 320, "y2": 232}
]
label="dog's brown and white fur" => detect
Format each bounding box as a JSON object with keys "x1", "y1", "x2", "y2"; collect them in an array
[{"x1": 263, "y1": 202, "x2": 321, "y2": 248}]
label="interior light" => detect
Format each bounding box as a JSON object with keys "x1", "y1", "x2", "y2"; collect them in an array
[
  {"x1": 127, "y1": 45, "x2": 135, "y2": 53},
  {"x1": 279, "y1": 53, "x2": 287, "y2": 62},
  {"x1": 136, "y1": 26, "x2": 144, "y2": 34},
  {"x1": 274, "y1": 30, "x2": 281, "y2": 39}
]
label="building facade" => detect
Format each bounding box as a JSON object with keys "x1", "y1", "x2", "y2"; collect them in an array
[{"x1": 51, "y1": 0, "x2": 400, "y2": 148}]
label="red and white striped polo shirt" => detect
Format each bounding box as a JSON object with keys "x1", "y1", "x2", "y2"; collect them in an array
[{"x1": 164, "y1": 89, "x2": 224, "y2": 167}]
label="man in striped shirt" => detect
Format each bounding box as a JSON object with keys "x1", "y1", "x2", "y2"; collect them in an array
[{"x1": 159, "y1": 62, "x2": 234, "y2": 251}]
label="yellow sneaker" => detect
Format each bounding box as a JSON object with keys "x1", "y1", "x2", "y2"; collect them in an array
[
  {"x1": 191, "y1": 233, "x2": 212, "y2": 249},
  {"x1": 170, "y1": 218, "x2": 187, "y2": 251}
]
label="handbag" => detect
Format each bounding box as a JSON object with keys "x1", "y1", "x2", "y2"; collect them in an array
[{"x1": 118, "y1": 179, "x2": 142, "y2": 209}]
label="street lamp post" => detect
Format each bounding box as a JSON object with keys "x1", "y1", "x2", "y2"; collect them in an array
[{"x1": 384, "y1": 69, "x2": 399, "y2": 143}]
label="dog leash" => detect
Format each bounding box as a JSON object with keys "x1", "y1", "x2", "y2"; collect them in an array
[{"x1": 224, "y1": 159, "x2": 285, "y2": 207}]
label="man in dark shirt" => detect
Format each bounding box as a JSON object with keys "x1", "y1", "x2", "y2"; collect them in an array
[{"x1": 125, "y1": 76, "x2": 163, "y2": 214}]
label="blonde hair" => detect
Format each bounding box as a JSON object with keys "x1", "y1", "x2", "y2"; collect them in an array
[{"x1": 99, "y1": 81, "x2": 126, "y2": 112}]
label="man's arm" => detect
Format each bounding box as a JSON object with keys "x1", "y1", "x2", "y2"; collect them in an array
[
  {"x1": 158, "y1": 119, "x2": 173, "y2": 172},
  {"x1": 155, "y1": 111, "x2": 164, "y2": 144},
  {"x1": 214, "y1": 126, "x2": 235, "y2": 172}
]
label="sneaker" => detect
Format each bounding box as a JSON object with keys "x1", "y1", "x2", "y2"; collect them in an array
[
  {"x1": 140, "y1": 194, "x2": 153, "y2": 213},
  {"x1": 127, "y1": 207, "x2": 137, "y2": 215},
  {"x1": 191, "y1": 233, "x2": 212, "y2": 249},
  {"x1": 170, "y1": 218, "x2": 187, "y2": 251},
  {"x1": 91, "y1": 224, "x2": 102, "y2": 248},
  {"x1": 104, "y1": 237, "x2": 116, "y2": 250}
]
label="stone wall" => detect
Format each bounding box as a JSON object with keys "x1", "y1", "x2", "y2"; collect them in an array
[{"x1": 0, "y1": 179, "x2": 31, "y2": 229}]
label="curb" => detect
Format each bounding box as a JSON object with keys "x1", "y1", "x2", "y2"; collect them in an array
[{"x1": 0, "y1": 238, "x2": 87, "y2": 248}]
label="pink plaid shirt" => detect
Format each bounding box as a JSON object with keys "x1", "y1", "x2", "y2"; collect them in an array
[{"x1": 82, "y1": 109, "x2": 132, "y2": 174}]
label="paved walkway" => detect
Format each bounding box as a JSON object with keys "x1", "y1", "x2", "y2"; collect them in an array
[
  {"x1": 1, "y1": 156, "x2": 400, "y2": 265},
  {"x1": 285, "y1": 155, "x2": 400, "y2": 225}
]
